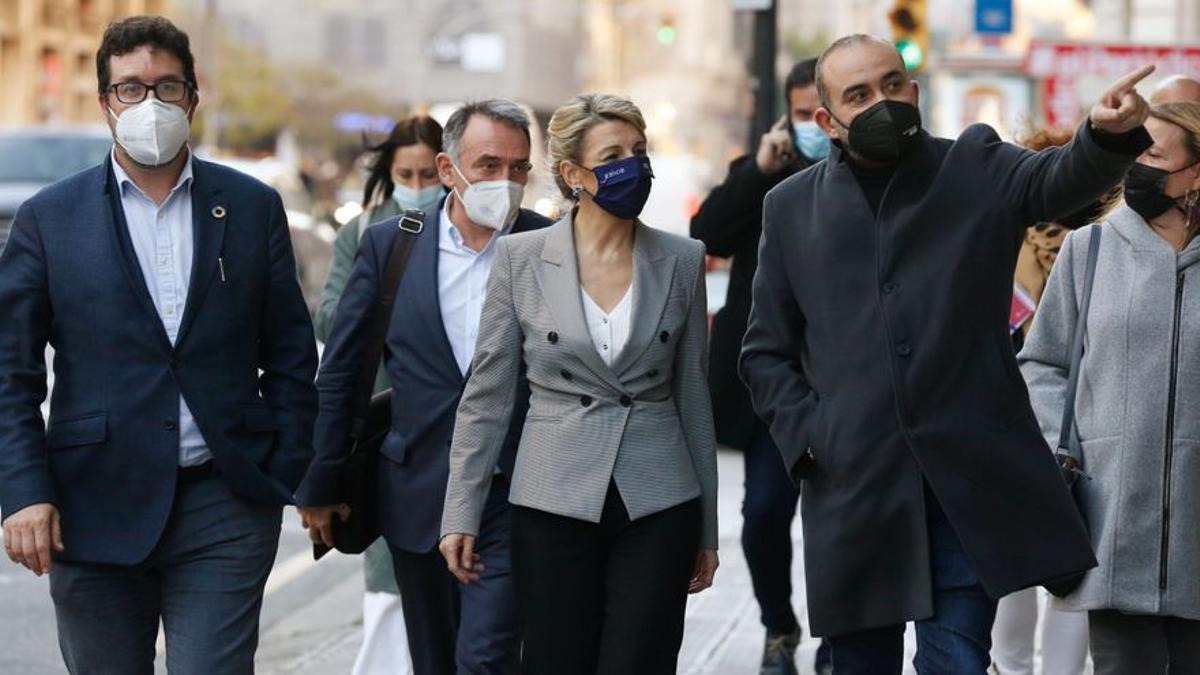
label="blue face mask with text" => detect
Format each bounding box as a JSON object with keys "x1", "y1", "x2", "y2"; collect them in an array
[{"x1": 587, "y1": 155, "x2": 654, "y2": 220}]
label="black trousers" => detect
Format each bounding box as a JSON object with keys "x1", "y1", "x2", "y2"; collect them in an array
[
  {"x1": 511, "y1": 483, "x2": 701, "y2": 675},
  {"x1": 390, "y1": 478, "x2": 518, "y2": 675}
]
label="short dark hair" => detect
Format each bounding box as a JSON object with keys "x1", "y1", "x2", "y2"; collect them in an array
[
  {"x1": 362, "y1": 115, "x2": 445, "y2": 207},
  {"x1": 815, "y1": 34, "x2": 898, "y2": 109},
  {"x1": 784, "y1": 58, "x2": 818, "y2": 95},
  {"x1": 96, "y1": 16, "x2": 197, "y2": 95}
]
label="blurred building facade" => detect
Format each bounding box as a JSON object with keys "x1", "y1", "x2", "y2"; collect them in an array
[{"x1": 0, "y1": 0, "x2": 166, "y2": 126}]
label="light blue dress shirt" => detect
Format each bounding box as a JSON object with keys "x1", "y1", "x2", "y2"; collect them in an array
[
  {"x1": 111, "y1": 149, "x2": 211, "y2": 467},
  {"x1": 437, "y1": 197, "x2": 512, "y2": 376}
]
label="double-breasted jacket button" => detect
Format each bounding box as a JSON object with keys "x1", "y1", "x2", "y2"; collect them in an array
[
  {"x1": 580, "y1": 395, "x2": 593, "y2": 407},
  {"x1": 659, "y1": 330, "x2": 670, "y2": 343},
  {"x1": 882, "y1": 282, "x2": 899, "y2": 295},
  {"x1": 646, "y1": 369, "x2": 659, "y2": 378},
  {"x1": 547, "y1": 331, "x2": 559, "y2": 344},
  {"x1": 164, "y1": 418, "x2": 177, "y2": 431},
  {"x1": 561, "y1": 369, "x2": 573, "y2": 381},
  {"x1": 896, "y1": 343, "x2": 912, "y2": 357},
  {"x1": 619, "y1": 395, "x2": 632, "y2": 407}
]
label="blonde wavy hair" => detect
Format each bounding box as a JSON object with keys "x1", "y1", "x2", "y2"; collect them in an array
[
  {"x1": 545, "y1": 93, "x2": 646, "y2": 200},
  {"x1": 1149, "y1": 102, "x2": 1200, "y2": 239}
]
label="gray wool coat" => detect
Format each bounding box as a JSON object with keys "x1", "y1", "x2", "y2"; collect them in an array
[{"x1": 1019, "y1": 204, "x2": 1200, "y2": 619}]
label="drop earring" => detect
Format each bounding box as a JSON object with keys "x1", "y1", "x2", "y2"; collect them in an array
[{"x1": 571, "y1": 185, "x2": 583, "y2": 199}]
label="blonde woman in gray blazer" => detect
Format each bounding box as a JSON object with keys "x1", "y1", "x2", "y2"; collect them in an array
[{"x1": 439, "y1": 93, "x2": 719, "y2": 674}]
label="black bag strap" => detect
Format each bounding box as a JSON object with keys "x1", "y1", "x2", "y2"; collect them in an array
[
  {"x1": 349, "y1": 210, "x2": 424, "y2": 441},
  {"x1": 1057, "y1": 225, "x2": 1103, "y2": 456}
]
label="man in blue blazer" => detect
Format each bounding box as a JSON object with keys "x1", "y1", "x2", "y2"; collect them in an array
[
  {"x1": 0, "y1": 17, "x2": 317, "y2": 674},
  {"x1": 297, "y1": 100, "x2": 550, "y2": 675}
]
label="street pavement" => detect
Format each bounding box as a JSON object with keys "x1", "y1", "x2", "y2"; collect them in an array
[{"x1": 1, "y1": 449, "x2": 923, "y2": 674}]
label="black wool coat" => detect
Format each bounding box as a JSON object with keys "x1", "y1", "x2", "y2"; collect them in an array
[
  {"x1": 690, "y1": 154, "x2": 811, "y2": 450},
  {"x1": 739, "y1": 122, "x2": 1150, "y2": 637}
]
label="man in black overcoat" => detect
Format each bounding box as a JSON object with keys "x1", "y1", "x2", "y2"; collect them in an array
[{"x1": 739, "y1": 34, "x2": 1154, "y2": 673}]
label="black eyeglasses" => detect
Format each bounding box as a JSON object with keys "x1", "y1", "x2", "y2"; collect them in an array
[{"x1": 107, "y1": 80, "x2": 192, "y2": 105}]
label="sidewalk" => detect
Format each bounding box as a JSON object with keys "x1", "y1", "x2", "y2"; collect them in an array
[{"x1": 254, "y1": 450, "x2": 919, "y2": 674}]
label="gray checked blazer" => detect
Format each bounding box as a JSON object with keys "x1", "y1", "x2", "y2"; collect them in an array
[{"x1": 441, "y1": 212, "x2": 719, "y2": 549}]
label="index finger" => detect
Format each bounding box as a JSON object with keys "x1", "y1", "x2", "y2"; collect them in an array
[
  {"x1": 1106, "y1": 64, "x2": 1156, "y2": 98},
  {"x1": 460, "y1": 537, "x2": 476, "y2": 572},
  {"x1": 771, "y1": 114, "x2": 789, "y2": 132}
]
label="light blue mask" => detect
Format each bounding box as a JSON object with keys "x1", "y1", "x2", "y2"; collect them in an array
[
  {"x1": 392, "y1": 183, "x2": 445, "y2": 213},
  {"x1": 792, "y1": 121, "x2": 830, "y2": 161}
]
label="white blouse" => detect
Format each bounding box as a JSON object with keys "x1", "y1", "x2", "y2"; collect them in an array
[{"x1": 581, "y1": 285, "x2": 633, "y2": 367}]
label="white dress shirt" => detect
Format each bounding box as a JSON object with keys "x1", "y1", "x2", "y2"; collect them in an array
[
  {"x1": 438, "y1": 197, "x2": 512, "y2": 375},
  {"x1": 581, "y1": 285, "x2": 633, "y2": 367},
  {"x1": 111, "y1": 149, "x2": 211, "y2": 467}
]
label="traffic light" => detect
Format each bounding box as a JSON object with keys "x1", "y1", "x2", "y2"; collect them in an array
[
  {"x1": 656, "y1": 14, "x2": 677, "y2": 46},
  {"x1": 888, "y1": 0, "x2": 928, "y2": 72}
]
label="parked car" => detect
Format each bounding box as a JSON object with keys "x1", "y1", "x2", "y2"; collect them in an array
[{"x1": 0, "y1": 126, "x2": 113, "y2": 253}]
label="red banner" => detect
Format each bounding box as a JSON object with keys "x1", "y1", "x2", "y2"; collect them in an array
[{"x1": 1024, "y1": 41, "x2": 1200, "y2": 126}]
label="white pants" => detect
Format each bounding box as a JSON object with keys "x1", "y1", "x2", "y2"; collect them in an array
[
  {"x1": 352, "y1": 591, "x2": 414, "y2": 675},
  {"x1": 991, "y1": 587, "x2": 1090, "y2": 675}
]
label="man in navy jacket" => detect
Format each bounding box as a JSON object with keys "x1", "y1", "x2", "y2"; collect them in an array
[
  {"x1": 297, "y1": 100, "x2": 551, "y2": 675},
  {"x1": 0, "y1": 17, "x2": 317, "y2": 673}
]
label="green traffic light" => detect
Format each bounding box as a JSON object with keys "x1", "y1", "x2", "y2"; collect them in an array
[
  {"x1": 657, "y1": 25, "x2": 677, "y2": 46},
  {"x1": 896, "y1": 38, "x2": 924, "y2": 69}
]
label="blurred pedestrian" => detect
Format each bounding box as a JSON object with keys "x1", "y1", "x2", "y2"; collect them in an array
[
  {"x1": 1151, "y1": 75, "x2": 1200, "y2": 105},
  {"x1": 1019, "y1": 102, "x2": 1200, "y2": 675},
  {"x1": 440, "y1": 93, "x2": 720, "y2": 674},
  {"x1": 311, "y1": 115, "x2": 445, "y2": 675},
  {"x1": 739, "y1": 33, "x2": 1153, "y2": 674},
  {"x1": 690, "y1": 57, "x2": 831, "y2": 675},
  {"x1": 990, "y1": 124, "x2": 1122, "y2": 675},
  {"x1": 0, "y1": 16, "x2": 318, "y2": 673},
  {"x1": 297, "y1": 100, "x2": 550, "y2": 675}
]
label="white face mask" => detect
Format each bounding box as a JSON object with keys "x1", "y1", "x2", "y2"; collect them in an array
[
  {"x1": 451, "y1": 163, "x2": 523, "y2": 231},
  {"x1": 108, "y1": 98, "x2": 191, "y2": 167}
]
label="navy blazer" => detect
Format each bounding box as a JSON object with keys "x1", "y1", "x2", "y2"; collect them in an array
[
  {"x1": 297, "y1": 201, "x2": 551, "y2": 553},
  {"x1": 0, "y1": 156, "x2": 318, "y2": 565}
]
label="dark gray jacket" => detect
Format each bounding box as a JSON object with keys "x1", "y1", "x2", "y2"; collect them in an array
[{"x1": 739, "y1": 122, "x2": 1149, "y2": 637}]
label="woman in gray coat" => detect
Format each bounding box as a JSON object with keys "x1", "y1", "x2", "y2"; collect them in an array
[
  {"x1": 439, "y1": 93, "x2": 719, "y2": 674},
  {"x1": 1019, "y1": 101, "x2": 1200, "y2": 674}
]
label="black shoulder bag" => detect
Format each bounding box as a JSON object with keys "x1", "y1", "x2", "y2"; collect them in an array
[
  {"x1": 1044, "y1": 225, "x2": 1101, "y2": 598},
  {"x1": 313, "y1": 210, "x2": 424, "y2": 560}
]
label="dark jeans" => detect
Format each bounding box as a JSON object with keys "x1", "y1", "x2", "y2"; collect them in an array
[
  {"x1": 1089, "y1": 610, "x2": 1200, "y2": 674},
  {"x1": 48, "y1": 474, "x2": 282, "y2": 675},
  {"x1": 390, "y1": 477, "x2": 517, "y2": 675},
  {"x1": 511, "y1": 482, "x2": 701, "y2": 675},
  {"x1": 742, "y1": 423, "x2": 802, "y2": 636},
  {"x1": 827, "y1": 487, "x2": 997, "y2": 674}
]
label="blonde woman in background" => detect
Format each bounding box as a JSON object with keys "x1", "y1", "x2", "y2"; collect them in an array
[{"x1": 1019, "y1": 102, "x2": 1200, "y2": 674}]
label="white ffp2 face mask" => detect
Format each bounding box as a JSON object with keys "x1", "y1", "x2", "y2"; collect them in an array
[
  {"x1": 451, "y1": 163, "x2": 523, "y2": 231},
  {"x1": 108, "y1": 98, "x2": 191, "y2": 167}
]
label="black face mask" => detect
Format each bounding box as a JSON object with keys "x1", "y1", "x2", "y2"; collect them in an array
[
  {"x1": 833, "y1": 99, "x2": 923, "y2": 164},
  {"x1": 1123, "y1": 162, "x2": 1197, "y2": 222}
]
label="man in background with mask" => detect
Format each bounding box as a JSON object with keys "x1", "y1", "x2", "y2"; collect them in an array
[
  {"x1": 296, "y1": 100, "x2": 550, "y2": 674},
  {"x1": 690, "y1": 56, "x2": 831, "y2": 675},
  {"x1": 0, "y1": 16, "x2": 318, "y2": 673},
  {"x1": 740, "y1": 34, "x2": 1154, "y2": 673}
]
